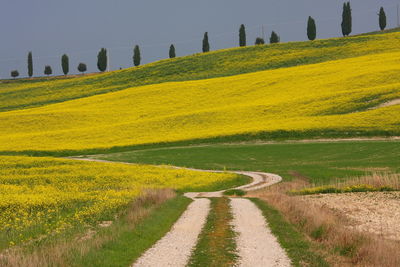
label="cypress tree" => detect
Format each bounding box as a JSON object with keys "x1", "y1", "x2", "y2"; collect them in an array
[
  {"x1": 270, "y1": 31, "x2": 280, "y2": 44},
  {"x1": 379, "y1": 7, "x2": 387, "y2": 31},
  {"x1": 97, "y1": 48, "x2": 107, "y2": 72},
  {"x1": 239, "y1": 24, "x2": 246, "y2": 47},
  {"x1": 133, "y1": 45, "x2": 141, "y2": 66},
  {"x1": 61, "y1": 54, "x2": 69, "y2": 75},
  {"x1": 77, "y1": 63, "x2": 87, "y2": 74},
  {"x1": 28, "y1": 52, "x2": 33, "y2": 78},
  {"x1": 44, "y1": 65, "x2": 52, "y2": 76},
  {"x1": 255, "y1": 37, "x2": 265, "y2": 45},
  {"x1": 202, "y1": 32, "x2": 210, "y2": 52},
  {"x1": 347, "y1": 2, "x2": 352, "y2": 36},
  {"x1": 169, "y1": 44, "x2": 176, "y2": 58},
  {"x1": 342, "y1": 2, "x2": 352, "y2": 36},
  {"x1": 341, "y1": 3, "x2": 348, "y2": 36},
  {"x1": 307, "y1": 16, "x2": 317, "y2": 41},
  {"x1": 11, "y1": 70, "x2": 19, "y2": 79}
]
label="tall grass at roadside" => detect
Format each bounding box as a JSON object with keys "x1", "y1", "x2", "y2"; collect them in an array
[
  {"x1": 294, "y1": 173, "x2": 400, "y2": 195},
  {"x1": 252, "y1": 177, "x2": 400, "y2": 266}
]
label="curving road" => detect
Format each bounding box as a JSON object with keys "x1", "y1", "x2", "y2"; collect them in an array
[{"x1": 67, "y1": 157, "x2": 291, "y2": 267}]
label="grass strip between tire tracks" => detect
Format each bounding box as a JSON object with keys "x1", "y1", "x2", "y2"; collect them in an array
[{"x1": 188, "y1": 197, "x2": 238, "y2": 267}]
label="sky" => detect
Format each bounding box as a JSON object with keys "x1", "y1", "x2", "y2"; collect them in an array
[{"x1": 1, "y1": 0, "x2": 399, "y2": 77}]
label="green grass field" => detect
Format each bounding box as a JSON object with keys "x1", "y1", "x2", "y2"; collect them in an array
[{"x1": 90, "y1": 141, "x2": 400, "y2": 184}]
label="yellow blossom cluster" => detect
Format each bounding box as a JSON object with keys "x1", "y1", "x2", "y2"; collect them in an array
[
  {"x1": 0, "y1": 156, "x2": 238, "y2": 249},
  {"x1": 0, "y1": 50, "x2": 399, "y2": 152}
]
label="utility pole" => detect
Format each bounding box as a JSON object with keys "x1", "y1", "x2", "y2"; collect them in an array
[
  {"x1": 261, "y1": 25, "x2": 265, "y2": 40},
  {"x1": 107, "y1": 51, "x2": 110, "y2": 72},
  {"x1": 397, "y1": 4, "x2": 400, "y2": 27}
]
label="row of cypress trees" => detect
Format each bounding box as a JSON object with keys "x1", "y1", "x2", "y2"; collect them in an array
[{"x1": 11, "y1": 4, "x2": 389, "y2": 78}]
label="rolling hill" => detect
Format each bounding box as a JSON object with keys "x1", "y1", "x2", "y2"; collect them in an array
[
  {"x1": 0, "y1": 45, "x2": 399, "y2": 154},
  {"x1": 1, "y1": 30, "x2": 400, "y2": 112}
]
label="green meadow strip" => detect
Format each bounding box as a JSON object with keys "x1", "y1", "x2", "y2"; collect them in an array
[
  {"x1": 71, "y1": 195, "x2": 192, "y2": 267},
  {"x1": 250, "y1": 198, "x2": 329, "y2": 267},
  {"x1": 188, "y1": 198, "x2": 238, "y2": 267}
]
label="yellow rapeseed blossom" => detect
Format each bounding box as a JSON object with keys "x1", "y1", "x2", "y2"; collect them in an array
[
  {"x1": 0, "y1": 156, "x2": 237, "y2": 249},
  {"x1": 0, "y1": 51, "x2": 399, "y2": 152}
]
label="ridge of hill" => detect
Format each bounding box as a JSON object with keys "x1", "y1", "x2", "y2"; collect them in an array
[
  {"x1": 1, "y1": 30, "x2": 400, "y2": 112},
  {"x1": 0, "y1": 49, "x2": 399, "y2": 155}
]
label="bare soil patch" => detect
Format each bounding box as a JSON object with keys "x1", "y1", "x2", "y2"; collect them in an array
[{"x1": 301, "y1": 192, "x2": 400, "y2": 241}]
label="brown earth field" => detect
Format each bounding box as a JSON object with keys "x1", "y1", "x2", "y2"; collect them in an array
[{"x1": 301, "y1": 192, "x2": 400, "y2": 241}]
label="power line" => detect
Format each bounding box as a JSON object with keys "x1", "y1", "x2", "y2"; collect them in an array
[{"x1": 0, "y1": 4, "x2": 397, "y2": 65}]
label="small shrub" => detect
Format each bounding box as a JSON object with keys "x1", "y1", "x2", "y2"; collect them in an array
[
  {"x1": 223, "y1": 189, "x2": 246, "y2": 196},
  {"x1": 311, "y1": 225, "x2": 326, "y2": 240}
]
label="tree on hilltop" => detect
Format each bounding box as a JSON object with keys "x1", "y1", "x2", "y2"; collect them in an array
[
  {"x1": 169, "y1": 44, "x2": 176, "y2": 58},
  {"x1": 44, "y1": 65, "x2": 52, "y2": 76},
  {"x1": 255, "y1": 37, "x2": 265, "y2": 45},
  {"x1": 77, "y1": 63, "x2": 87, "y2": 74},
  {"x1": 97, "y1": 48, "x2": 108, "y2": 72},
  {"x1": 341, "y1": 2, "x2": 352, "y2": 36},
  {"x1": 307, "y1": 16, "x2": 317, "y2": 41},
  {"x1": 133, "y1": 45, "x2": 141, "y2": 66},
  {"x1": 239, "y1": 24, "x2": 246, "y2": 47},
  {"x1": 27, "y1": 52, "x2": 33, "y2": 78},
  {"x1": 270, "y1": 31, "x2": 280, "y2": 44},
  {"x1": 202, "y1": 32, "x2": 210, "y2": 52},
  {"x1": 11, "y1": 70, "x2": 19, "y2": 79},
  {"x1": 61, "y1": 54, "x2": 69, "y2": 75},
  {"x1": 379, "y1": 7, "x2": 387, "y2": 31}
]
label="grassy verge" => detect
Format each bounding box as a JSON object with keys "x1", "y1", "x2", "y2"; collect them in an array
[
  {"x1": 1, "y1": 191, "x2": 191, "y2": 267},
  {"x1": 72, "y1": 195, "x2": 192, "y2": 266},
  {"x1": 250, "y1": 198, "x2": 329, "y2": 267},
  {"x1": 188, "y1": 198, "x2": 238, "y2": 267}
]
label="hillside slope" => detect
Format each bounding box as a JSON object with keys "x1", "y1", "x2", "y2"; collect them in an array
[
  {"x1": 0, "y1": 51, "x2": 399, "y2": 154},
  {"x1": 1, "y1": 31, "x2": 400, "y2": 112}
]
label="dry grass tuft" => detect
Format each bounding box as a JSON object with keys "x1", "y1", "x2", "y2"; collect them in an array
[
  {"x1": 0, "y1": 189, "x2": 175, "y2": 267},
  {"x1": 334, "y1": 172, "x2": 400, "y2": 189}
]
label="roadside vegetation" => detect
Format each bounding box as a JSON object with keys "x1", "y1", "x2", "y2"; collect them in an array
[
  {"x1": 251, "y1": 198, "x2": 329, "y2": 267},
  {"x1": 293, "y1": 173, "x2": 400, "y2": 195},
  {"x1": 1, "y1": 191, "x2": 191, "y2": 267},
  {"x1": 223, "y1": 189, "x2": 246, "y2": 197},
  {"x1": 100, "y1": 141, "x2": 400, "y2": 266},
  {"x1": 252, "y1": 177, "x2": 400, "y2": 267},
  {"x1": 0, "y1": 156, "x2": 244, "y2": 252},
  {"x1": 188, "y1": 198, "x2": 238, "y2": 267}
]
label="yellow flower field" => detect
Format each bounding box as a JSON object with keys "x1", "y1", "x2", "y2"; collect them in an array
[
  {"x1": 0, "y1": 156, "x2": 239, "y2": 249},
  {"x1": 0, "y1": 51, "x2": 399, "y2": 152},
  {"x1": 1, "y1": 31, "x2": 400, "y2": 113}
]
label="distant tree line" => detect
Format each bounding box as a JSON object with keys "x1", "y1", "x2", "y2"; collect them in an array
[{"x1": 10, "y1": 4, "x2": 390, "y2": 78}]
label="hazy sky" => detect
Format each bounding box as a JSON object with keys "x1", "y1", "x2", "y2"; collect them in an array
[{"x1": 1, "y1": 0, "x2": 399, "y2": 77}]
